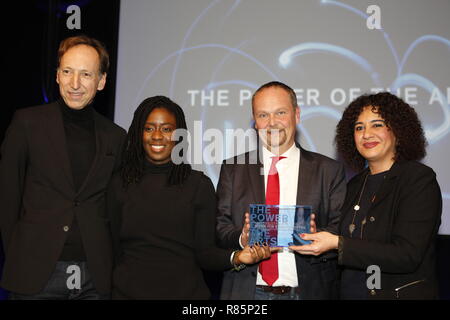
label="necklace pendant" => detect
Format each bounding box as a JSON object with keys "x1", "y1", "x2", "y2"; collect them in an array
[
  {"x1": 354, "y1": 205, "x2": 360, "y2": 211},
  {"x1": 349, "y1": 223, "x2": 355, "y2": 235}
]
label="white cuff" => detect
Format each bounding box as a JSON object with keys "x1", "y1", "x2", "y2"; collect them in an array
[{"x1": 239, "y1": 234, "x2": 245, "y2": 249}]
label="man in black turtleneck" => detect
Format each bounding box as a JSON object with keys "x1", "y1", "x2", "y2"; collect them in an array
[
  {"x1": 0, "y1": 35, "x2": 126, "y2": 299},
  {"x1": 58, "y1": 100, "x2": 95, "y2": 262}
]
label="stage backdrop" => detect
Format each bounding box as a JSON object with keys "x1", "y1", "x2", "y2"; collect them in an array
[{"x1": 115, "y1": 0, "x2": 450, "y2": 235}]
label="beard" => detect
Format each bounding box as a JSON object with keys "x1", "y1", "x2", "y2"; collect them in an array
[{"x1": 258, "y1": 128, "x2": 287, "y2": 153}]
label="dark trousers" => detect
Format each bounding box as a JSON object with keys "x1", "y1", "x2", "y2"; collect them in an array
[
  {"x1": 254, "y1": 286, "x2": 301, "y2": 300},
  {"x1": 8, "y1": 261, "x2": 109, "y2": 300}
]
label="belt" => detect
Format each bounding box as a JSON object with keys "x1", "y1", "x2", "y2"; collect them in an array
[{"x1": 256, "y1": 285, "x2": 300, "y2": 295}]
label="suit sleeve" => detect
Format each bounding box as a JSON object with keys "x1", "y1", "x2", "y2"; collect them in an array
[
  {"x1": 340, "y1": 167, "x2": 442, "y2": 273},
  {"x1": 215, "y1": 162, "x2": 242, "y2": 249},
  {"x1": 0, "y1": 111, "x2": 28, "y2": 254},
  {"x1": 193, "y1": 174, "x2": 234, "y2": 270}
]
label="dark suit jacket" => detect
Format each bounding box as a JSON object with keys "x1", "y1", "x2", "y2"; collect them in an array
[
  {"x1": 339, "y1": 161, "x2": 442, "y2": 299},
  {"x1": 216, "y1": 145, "x2": 347, "y2": 299},
  {"x1": 0, "y1": 101, "x2": 126, "y2": 295}
]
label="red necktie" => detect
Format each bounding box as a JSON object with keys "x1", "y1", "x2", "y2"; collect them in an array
[{"x1": 259, "y1": 156, "x2": 285, "y2": 286}]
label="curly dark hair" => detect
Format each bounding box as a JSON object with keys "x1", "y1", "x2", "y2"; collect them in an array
[
  {"x1": 335, "y1": 92, "x2": 426, "y2": 171},
  {"x1": 121, "y1": 96, "x2": 191, "y2": 187}
]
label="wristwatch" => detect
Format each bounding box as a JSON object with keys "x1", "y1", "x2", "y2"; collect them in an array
[{"x1": 231, "y1": 250, "x2": 246, "y2": 271}]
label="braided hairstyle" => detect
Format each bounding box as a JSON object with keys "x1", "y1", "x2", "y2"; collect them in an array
[{"x1": 121, "y1": 96, "x2": 191, "y2": 186}]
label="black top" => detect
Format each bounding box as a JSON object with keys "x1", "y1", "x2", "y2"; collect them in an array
[
  {"x1": 107, "y1": 162, "x2": 234, "y2": 299},
  {"x1": 340, "y1": 170, "x2": 388, "y2": 299},
  {"x1": 337, "y1": 161, "x2": 441, "y2": 299},
  {"x1": 59, "y1": 100, "x2": 96, "y2": 261}
]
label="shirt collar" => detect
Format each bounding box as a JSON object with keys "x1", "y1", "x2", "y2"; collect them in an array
[{"x1": 262, "y1": 143, "x2": 298, "y2": 164}]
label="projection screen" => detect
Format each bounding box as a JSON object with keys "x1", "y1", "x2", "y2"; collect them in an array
[{"x1": 115, "y1": 0, "x2": 450, "y2": 234}]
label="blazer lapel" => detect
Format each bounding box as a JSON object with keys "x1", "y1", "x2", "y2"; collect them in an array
[
  {"x1": 297, "y1": 148, "x2": 312, "y2": 205},
  {"x1": 76, "y1": 112, "x2": 108, "y2": 196},
  {"x1": 247, "y1": 150, "x2": 265, "y2": 204},
  {"x1": 45, "y1": 102, "x2": 75, "y2": 192},
  {"x1": 370, "y1": 162, "x2": 401, "y2": 208}
]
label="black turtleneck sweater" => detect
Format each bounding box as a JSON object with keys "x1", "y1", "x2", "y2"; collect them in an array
[
  {"x1": 59, "y1": 100, "x2": 96, "y2": 261},
  {"x1": 107, "y1": 161, "x2": 234, "y2": 299}
]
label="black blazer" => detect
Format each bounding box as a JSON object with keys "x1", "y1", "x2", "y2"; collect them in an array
[
  {"x1": 216, "y1": 145, "x2": 347, "y2": 299},
  {"x1": 0, "y1": 101, "x2": 126, "y2": 295},
  {"x1": 339, "y1": 161, "x2": 442, "y2": 299}
]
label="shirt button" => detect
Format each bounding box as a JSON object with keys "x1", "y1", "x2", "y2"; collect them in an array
[
  {"x1": 370, "y1": 216, "x2": 376, "y2": 222},
  {"x1": 74, "y1": 201, "x2": 80, "y2": 206},
  {"x1": 370, "y1": 289, "x2": 376, "y2": 296},
  {"x1": 63, "y1": 226, "x2": 69, "y2": 232}
]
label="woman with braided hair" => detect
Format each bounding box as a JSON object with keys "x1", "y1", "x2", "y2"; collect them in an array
[{"x1": 107, "y1": 96, "x2": 272, "y2": 299}]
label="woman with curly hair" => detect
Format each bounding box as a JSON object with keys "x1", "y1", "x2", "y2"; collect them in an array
[
  {"x1": 290, "y1": 92, "x2": 442, "y2": 299},
  {"x1": 107, "y1": 96, "x2": 272, "y2": 299}
]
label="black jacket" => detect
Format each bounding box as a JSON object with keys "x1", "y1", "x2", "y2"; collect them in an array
[
  {"x1": 216, "y1": 146, "x2": 347, "y2": 299},
  {"x1": 0, "y1": 101, "x2": 126, "y2": 295},
  {"x1": 339, "y1": 161, "x2": 442, "y2": 299}
]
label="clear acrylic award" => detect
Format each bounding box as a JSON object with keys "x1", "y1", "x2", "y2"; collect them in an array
[{"x1": 249, "y1": 204, "x2": 312, "y2": 247}]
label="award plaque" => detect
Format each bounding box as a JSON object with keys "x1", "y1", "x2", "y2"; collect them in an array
[{"x1": 249, "y1": 204, "x2": 312, "y2": 247}]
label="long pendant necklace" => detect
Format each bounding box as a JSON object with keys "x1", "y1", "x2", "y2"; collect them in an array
[{"x1": 349, "y1": 172, "x2": 369, "y2": 237}]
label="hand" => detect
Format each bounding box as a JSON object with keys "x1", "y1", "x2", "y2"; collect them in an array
[
  {"x1": 240, "y1": 212, "x2": 250, "y2": 247},
  {"x1": 289, "y1": 232, "x2": 339, "y2": 256},
  {"x1": 310, "y1": 213, "x2": 317, "y2": 233},
  {"x1": 234, "y1": 243, "x2": 280, "y2": 265}
]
